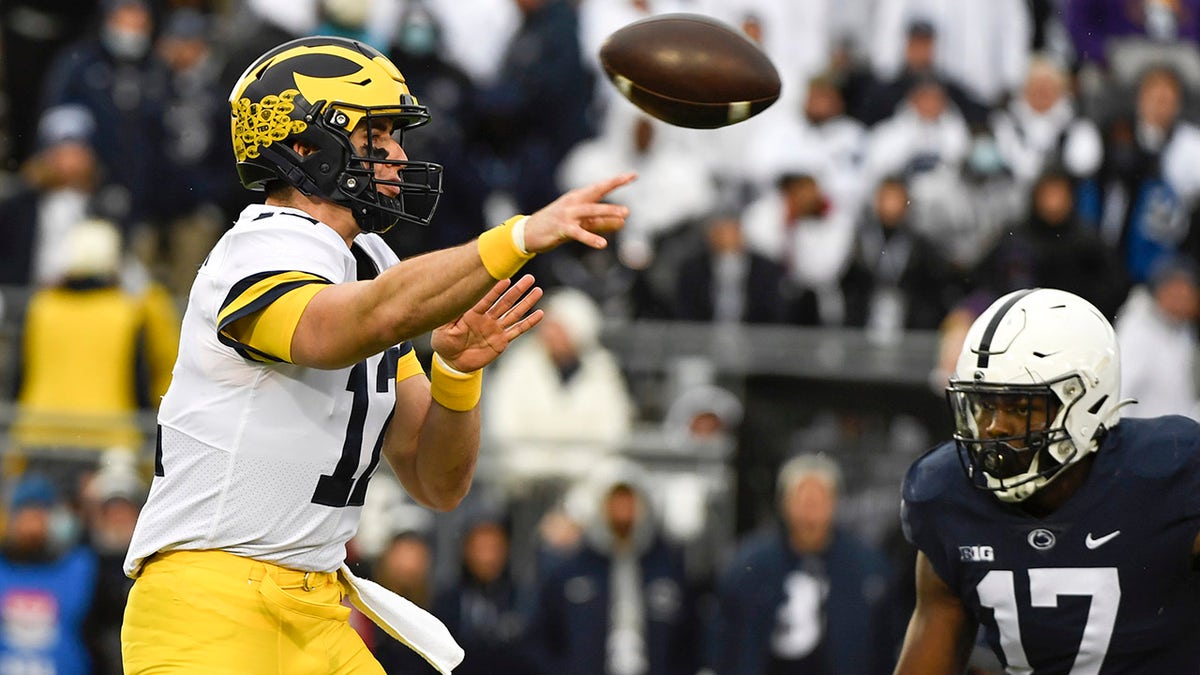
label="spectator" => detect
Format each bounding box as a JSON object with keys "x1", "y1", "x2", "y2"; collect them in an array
[
  {"x1": 433, "y1": 506, "x2": 536, "y2": 675},
  {"x1": 903, "y1": 127, "x2": 1026, "y2": 277},
  {"x1": 155, "y1": 8, "x2": 244, "y2": 295},
  {"x1": 974, "y1": 168, "x2": 1130, "y2": 319},
  {"x1": 852, "y1": 19, "x2": 988, "y2": 127},
  {"x1": 991, "y1": 54, "x2": 1105, "y2": 187},
  {"x1": 11, "y1": 218, "x2": 179, "y2": 453},
  {"x1": 747, "y1": 73, "x2": 869, "y2": 210},
  {"x1": 526, "y1": 459, "x2": 699, "y2": 675},
  {"x1": 708, "y1": 453, "x2": 898, "y2": 675},
  {"x1": 371, "y1": 530, "x2": 441, "y2": 674},
  {"x1": 0, "y1": 473, "x2": 99, "y2": 675},
  {"x1": 1115, "y1": 254, "x2": 1200, "y2": 419},
  {"x1": 862, "y1": 76, "x2": 972, "y2": 185},
  {"x1": 657, "y1": 381, "x2": 742, "y2": 575},
  {"x1": 484, "y1": 286, "x2": 635, "y2": 483},
  {"x1": 0, "y1": 105, "x2": 109, "y2": 287},
  {"x1": 741, "y1": 173, "x2": 857, "y2": 325},
  {"x1": 80, "y1": 451, "x2": 146, "y2": 675},
  {"x1": 673, "y1": 213, "x2": 788, "y2": 324},
  {"x1": 476, "y1": 0, "x2": 595, "y2": 216},
  {"x1": 1080, "y1": 63, "x2": 1200, "y2": 283},
  {"x1": 384, "y1": 1, "x2": 492, "y2": 257},
  {"x1": 38, "y1": 0, "x2": 173, "y2": 235},
  {"x1": 841, "y1": 176, "x2": 956, "y2": 341},
  {"x1": 869, "y1": 0, "x2": 1031, "y2": 109}
]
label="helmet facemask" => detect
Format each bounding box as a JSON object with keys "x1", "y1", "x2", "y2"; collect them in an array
[
  {"x1": 320, "y1": 101, "x2": 442, "y2": 234},
  {"x1": 946, "y1": 288, "x2": 1127, "y2": 504},
  {"x1": 948, "y1": 380, "x2": 1078, "y2": 502}
]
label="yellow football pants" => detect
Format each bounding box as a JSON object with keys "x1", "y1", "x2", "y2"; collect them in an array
[{"x1": 121, "y1": 550, "x2": 386, "y2": 674}]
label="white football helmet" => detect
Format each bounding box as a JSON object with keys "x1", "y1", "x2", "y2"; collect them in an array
[{"x1": 947, "y1": 288, "x2": 1127, "y2": 502}]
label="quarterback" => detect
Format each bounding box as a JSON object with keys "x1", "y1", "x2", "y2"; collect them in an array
[
  {"x1": 895, "y1": 288, "x2": 1200, "y2": 674},
  {"x1": 120, "y1": 36, "x2": 633, "y2": 674}
]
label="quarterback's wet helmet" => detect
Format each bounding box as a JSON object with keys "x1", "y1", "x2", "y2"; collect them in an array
[
  {"x1": 228, "y1": 35, "x2": 442, "y2": 233},
  {"x1": 947, "y1": 288, "x2": 1126, "y2": 502}
]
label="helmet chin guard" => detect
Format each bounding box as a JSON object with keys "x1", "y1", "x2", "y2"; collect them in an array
[
  {"x1": 229, "y1": 36, "x2": 443, "y2": 233},
  {"x1": 946, "y1": 289, "x2": 1127, "y2": 502}
]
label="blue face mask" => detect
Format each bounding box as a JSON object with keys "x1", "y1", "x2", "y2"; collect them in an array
[{"x1": 968, "y1": 139, "x2": 1006, "y2": 176}]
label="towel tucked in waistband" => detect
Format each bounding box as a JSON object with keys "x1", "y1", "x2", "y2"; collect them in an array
[{"x1": 339, "y1": 564, "x2": 465, "y2": 674}]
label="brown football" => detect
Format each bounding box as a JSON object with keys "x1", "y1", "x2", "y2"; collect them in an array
[{"x1": 599, "y1": 13, "x2": 781, "y2": 129}]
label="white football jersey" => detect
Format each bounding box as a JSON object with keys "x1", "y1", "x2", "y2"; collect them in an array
[{"x1": 125, "y1": 205, "x2": 424, "y2": 575}]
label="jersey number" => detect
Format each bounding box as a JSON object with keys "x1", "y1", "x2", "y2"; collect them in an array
[
  {"x1": 310, "y1": 348, "x2": 400, "y2": 508},
  {"x1": 976, "y1": 567, "x2": 1120, "y2": 675}
]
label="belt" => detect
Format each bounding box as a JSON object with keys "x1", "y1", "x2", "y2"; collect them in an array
[{"x1": 143, "y1": 549, "x2": 340, "y2": 592}]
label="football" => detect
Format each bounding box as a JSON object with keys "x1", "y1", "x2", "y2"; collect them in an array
[{"x1": 598, "y1": 13, "x2": 781, "y2": 129}]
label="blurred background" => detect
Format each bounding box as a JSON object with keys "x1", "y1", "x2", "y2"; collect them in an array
[{"x1": 1, "y1": 0, "x2": 1199, "y2": 673}]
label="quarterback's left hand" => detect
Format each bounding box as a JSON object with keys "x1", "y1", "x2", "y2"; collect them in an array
[{"x1": 431, "y1": 274, "x2": 543, "y2": 372}]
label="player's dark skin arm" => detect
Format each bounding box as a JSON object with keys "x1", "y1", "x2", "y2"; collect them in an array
[{"x1": 894, "y1": 551, "x2": 977, "y2": 675}]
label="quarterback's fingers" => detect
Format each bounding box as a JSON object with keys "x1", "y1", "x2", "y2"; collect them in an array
[
  {"x1": 571, "y1": 172, "x2": 637, "y2": 204},
  {"x1": 472, "y1": 278, "x2": 512, "y2": 315},
  {"x1": 500, "y1": 283, "x2": 543, "y2": 326},
  {"x1": 580, "y1": 215, "x2": 627, "y2": 235},
  {"x1": 488, "y1": 274, "x2": 537, "y2": 318},
  {"x1": 504, "y1": 308, "x2": 544, "y2": 340}
]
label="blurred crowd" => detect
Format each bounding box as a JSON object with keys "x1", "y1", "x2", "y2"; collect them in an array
[{"x1": 2, "y1": 0, "x2": 1200, "y2": 673}]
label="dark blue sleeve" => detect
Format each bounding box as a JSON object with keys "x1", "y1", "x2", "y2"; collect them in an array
[{"x1": 901, "y1": 444, "x2": 960, "y2": 587}]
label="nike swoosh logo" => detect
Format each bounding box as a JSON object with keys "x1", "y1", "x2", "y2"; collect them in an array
[{"x1": 1085, "y1": 530, "x2": 1121, "y2": 549}]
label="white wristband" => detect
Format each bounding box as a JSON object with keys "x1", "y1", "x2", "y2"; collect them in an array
[
  {"x1": 432, "y1": 351, "x2": 472, "y2": 375},
  {"x1": 510, "y1": 216, "x2": 530, "y2": 255}
]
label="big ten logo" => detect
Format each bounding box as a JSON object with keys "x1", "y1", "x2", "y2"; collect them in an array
[{"x1": 959, "y1": 545, "x2": 995, "y2": 562}]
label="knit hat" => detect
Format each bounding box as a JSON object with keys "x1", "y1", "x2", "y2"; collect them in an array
[{"x1": 9, "y1": 474, "x2": 58, "y2": 512}]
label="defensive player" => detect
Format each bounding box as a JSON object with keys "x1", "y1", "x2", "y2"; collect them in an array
[
  {"x1": 895, "y1": 288, "x2": 1200, "y2": 674},
  {"x1": 119, "y1": 36, "x2": 634, "y2": 674}
]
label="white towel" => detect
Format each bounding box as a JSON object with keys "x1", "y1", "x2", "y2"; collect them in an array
[{"x1": 339, "y1": 564, "x2": 465, "y2": 674}]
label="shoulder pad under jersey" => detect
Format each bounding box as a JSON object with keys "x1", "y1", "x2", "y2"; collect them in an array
[{"x1": 902, "y1": 441, "x2": 962, "y2": 504}]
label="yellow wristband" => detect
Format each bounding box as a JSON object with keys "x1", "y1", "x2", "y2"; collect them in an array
[
  {"x1": 430, "y1": 353, "x2": 483, "y2": 411},
  {"x1": 478, "y1": 215, "x2": 535, "y2": 280}
]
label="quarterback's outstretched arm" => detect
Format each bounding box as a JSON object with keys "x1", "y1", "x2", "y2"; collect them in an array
[
  {"x1": 383, "y1": 276, "x2": 543, "y2": 510},
  {"x1": 288, "y1": 173, "x2": 634, "y2": 370},
  {"x1": 894, "y1": 552, "x2": 976, "y2": 675}
]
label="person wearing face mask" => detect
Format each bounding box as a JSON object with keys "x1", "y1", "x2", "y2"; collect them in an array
[
  {"x1": 383, "y1": 0, "x2": 491, "y2": 258},
  {"x1": 38, "y1": 0, "x2": 173, "y2": 239},
  {"x1": 0, "y1": 473, "x2": 101, "y2": 675}
]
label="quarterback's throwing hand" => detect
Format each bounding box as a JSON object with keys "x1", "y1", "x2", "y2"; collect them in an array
[
  {"x1": 431, "y1": 274, "x2": 544, "y2": 372},
  {"x1": 523, "y1": 172, "x2": 637, "y2": 252}
]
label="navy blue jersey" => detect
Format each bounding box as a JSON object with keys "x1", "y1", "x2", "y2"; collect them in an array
[{"x1": 902, "y1": 416, "x2": 1200, "y2": 674}]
